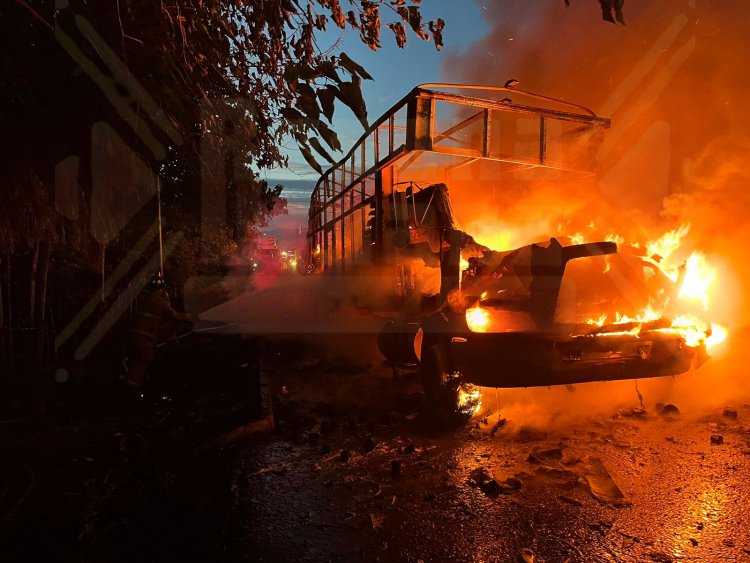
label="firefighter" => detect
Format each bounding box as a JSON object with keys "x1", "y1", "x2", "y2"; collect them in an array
[{"x1": 126, "y1": 273, "x2": 192, "y2": 387}]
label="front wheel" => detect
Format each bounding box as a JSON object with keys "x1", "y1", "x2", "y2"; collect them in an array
[{"x1": 420, "y1": 344, "x2": 481, "y2": 417}]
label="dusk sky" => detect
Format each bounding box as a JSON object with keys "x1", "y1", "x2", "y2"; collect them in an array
[{"x1": 261, "y1": 0, "x2": 490, "y2": 184}]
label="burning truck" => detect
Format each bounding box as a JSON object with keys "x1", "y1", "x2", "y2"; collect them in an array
[{"x1": 306, "y1": 84, "x2": 726, "y2": 414}]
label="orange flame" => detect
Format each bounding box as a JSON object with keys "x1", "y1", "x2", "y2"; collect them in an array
[
  {"x1": 646, "y1": 223, "x2": 690, "y2": 261},
  {"x1": 678, "y1": 252, "x2": 716, "y2": 310}
]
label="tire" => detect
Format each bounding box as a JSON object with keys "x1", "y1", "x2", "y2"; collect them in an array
[
  {"x1": 420, "y1": 343, "x2": 483, "y2": 419},
  {"x1": 420, "y1": 343, "x2": 460, "y2": 413}
]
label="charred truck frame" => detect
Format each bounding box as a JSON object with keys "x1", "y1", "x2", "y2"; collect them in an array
[{"x1": 306, "y1": 85, "x2": 707, "y2": 413}]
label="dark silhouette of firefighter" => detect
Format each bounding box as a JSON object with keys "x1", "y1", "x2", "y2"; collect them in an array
[{"x1": 126, "y1": 274, "x2": 192, "y2": 386}]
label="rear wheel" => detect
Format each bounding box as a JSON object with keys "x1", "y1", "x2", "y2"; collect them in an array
[{"x1": 420, "y1": 344, "x2": 481, "y2": 417}]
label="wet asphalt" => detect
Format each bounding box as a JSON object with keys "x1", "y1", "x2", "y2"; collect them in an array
[{"x1": 234, "y1": 351, "x2": 750, "y2": 562}]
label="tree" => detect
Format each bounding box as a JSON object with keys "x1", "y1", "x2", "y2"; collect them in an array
[{"x1": 0, "y1": 0, "x2": 625, "y2": 369}]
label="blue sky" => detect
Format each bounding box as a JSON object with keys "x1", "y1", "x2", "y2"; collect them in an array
[{"x1": 261, "y1": 0, "x2": 489, "y2": 184}]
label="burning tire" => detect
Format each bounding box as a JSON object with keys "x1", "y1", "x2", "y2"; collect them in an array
[{"x1": 420, "y1": 344, "x2": 481, "y2": 417}]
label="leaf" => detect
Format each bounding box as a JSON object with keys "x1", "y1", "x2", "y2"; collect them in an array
[
  {"x1": 280, "y1": 107, "x2": 306, "y2": 122},
  {"x1": 346, "y1": 11, "x2": 359, "y2": 29},
  {"x1": 335, "y1": 76, "x2": 368, "y2": 130},
  {"x1": 318, "y1": 59, "x2": 342, "y2": 83},
  {"x1": 317, "y1": 85, "x2": 338, "y2": 122},
  {"x1": 298, "y1": 143, "x2": 323, "y2": 174},
  {"x1": 283, "y1": 64, "x2": 299, "y2": 84},
  {"x1": 429, "y1": 18, "x2": 445, "y2": 51},
  {"x1": 406, "y1": 6, "x2": 422, "y2": 34},
  {"x1": 338, "y1": 52, "x2": 373, "y2": 80},
  {"x1": 312, "y1": 120, "x2": 342, "y2": 152},
  {"x1": 328, "y1": 0, "x2": 346, "y2": 28},
  {"x1": 309, "y1": 137, "x2": 337, "y2": 165},
  {"x1": 387, "y1": 22, "x2": 407, "y2": 48},
  {"x1": 296, "y1": 82, "x2": 320, "y2": 121}
]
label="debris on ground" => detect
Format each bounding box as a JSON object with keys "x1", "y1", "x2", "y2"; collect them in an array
[
  {"x1": 589, "y1": 520, "x2": 613, "y2": 535},
  {"x1": 621, "y1": 407, "x2": 648, "y2": 419},
  {"x1": 525, "y1": 445, "x2": 629, "y2": 507},
  {"x1": 560, "y1": 495, "x2": 584, "y2": 507},
  {"x1": 710, "y1": 434, "x2": 724, "y2": 445},
  {"x1": 490, "y1": 417, "x2": 507, "y2": 436},
  {"x1": 468, "y1": 467, "x2": 522, "y2": 497},
  {"x1": 528, "y1": 447, "x2": 564, "y2": 464},
  {"x1": 656, "y1": 403, "x2": 680, "y2": 418},
  {"x1": 582, "y1": 457, "x2": 630, "y2": 507}
]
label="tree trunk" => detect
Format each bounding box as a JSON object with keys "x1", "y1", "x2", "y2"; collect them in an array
[
  {"x1": 29, "y1": 242, "x2": 39, "y2": 323},
  {"x1": 35, "y1": 242, "x2": 49, "y2": 324}
]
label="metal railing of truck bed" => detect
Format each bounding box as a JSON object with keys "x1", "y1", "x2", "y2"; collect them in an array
[{"x1": 307, "y1": 85, "x2": 611, "y2": 274}]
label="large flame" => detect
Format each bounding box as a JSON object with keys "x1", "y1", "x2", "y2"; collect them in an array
[
  {"x1": 582, "y1": 227, "x2": 727, "y2": 352},
  {"x1": 466, "y1": 223, "x2": 728, "y2": 353}
]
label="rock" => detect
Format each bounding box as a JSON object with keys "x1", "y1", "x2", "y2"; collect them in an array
[
  {"x1": 391, "y1": 459, "x2": 401, "y2": 477},
  {"x1": 722, "y1": 407, "x2": 738, "y2": 420},
  {"x1": 517, "y1": 548, "x2": 537, "y2": 563},
  {"x1": 340, "y1": 449, "x2": 350, "y2": 462},
  {"x1": 689, "y1": 538, "x2": 699, "y2": 547},
  {"x1": 468, "y1": 467, "x2": 493, "y2": 487},
  {"x1": 307, "y1": 431, "x2": 320, "y2": 445},
  {"x1": 710, "y1": 434, "x2": 724, "y2": 446},
  {"x1": 479, "y1": 479, "x2": 503, "y2": 497},
  {"x1": 403, "y1": 442, "x2": 416, "y2": 455},
  {"x1": 468, "y1": 468, "x2": 520, "y2": 497},
  {"x1": 320, "y1": 444, "x2": 331, "y2": 455},
  {"x1": 658, "y1": 404, "x2": 680, "y2": 417}
]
